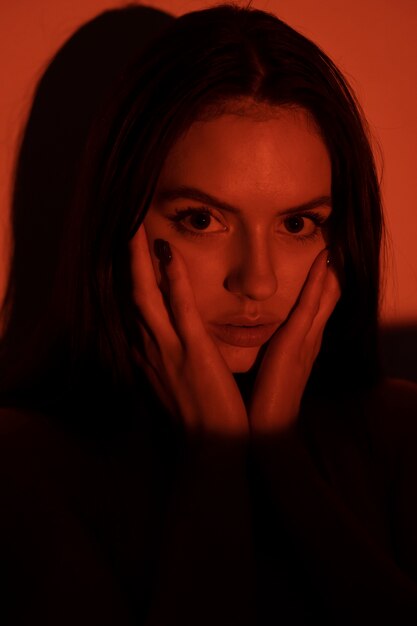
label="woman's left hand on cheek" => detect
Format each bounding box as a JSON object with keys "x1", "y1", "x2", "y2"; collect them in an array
[{"x1": 248, "y1": 248, "x2": 342, "y2": 434}]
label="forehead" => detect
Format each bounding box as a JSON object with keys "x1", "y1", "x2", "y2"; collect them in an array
[{"x1": 157, "y1": 106, "x2": 331, "y2": 209}]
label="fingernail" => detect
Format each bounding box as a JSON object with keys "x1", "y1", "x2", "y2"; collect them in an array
[{"x1": 154, "y1": 239, "x2": 172, "y2": 265}]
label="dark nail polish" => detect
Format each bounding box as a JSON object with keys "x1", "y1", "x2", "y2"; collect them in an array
[{"x1": 154, "y1": 239, "x2": 172, "y2": 264}]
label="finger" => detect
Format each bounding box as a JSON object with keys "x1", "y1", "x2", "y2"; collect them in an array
[
  {"x1": 319, "y1": 264, "x2": 342, "y2": 319},
  {"x1": 284, "y1": 247, "x2": 329, "y2": 336},
  {"x1": 130, "y1": 223, "x2": 165, "y2": 313},
  {"x1": 156, "y1": 239, "x2": 209, "y2": 348},
  {"x1": 300, "y1": 264, "x2": 342, "y2": 364},
  {"x1": 129, "y1": 224, "x2": 176, "y2": 347},
  {"x1": 309, "y1": 264, "x2": 342, "y2": 336}
]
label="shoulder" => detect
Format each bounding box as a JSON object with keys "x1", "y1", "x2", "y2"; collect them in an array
[
  {"x1": 362, "y1": 377, "x2": 417, "y2": 455},
  {"x1": 369, "y1": 376, "x2": 417, "y2": 402},
  {"x1": 364, "y1": 377, "x2": 417, "y2": 419},
  {"x1": 0, "y1": 406, "x2": 71, "y2": 456},
  {"x1": 0, "y1": 405, "x2": 152, "y2": 490},
  {"x1": 0, "y1": 407, "x2": 92, "y2": 497}
]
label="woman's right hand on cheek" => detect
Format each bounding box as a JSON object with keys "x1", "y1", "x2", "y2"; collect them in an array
[{"x1": 129, "y1": 224, "x2": 249, "y2": 438}]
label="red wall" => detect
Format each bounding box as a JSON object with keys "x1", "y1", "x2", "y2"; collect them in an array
[{"x1": 1, "y1": 0, "x2": 416, "y2": 323}]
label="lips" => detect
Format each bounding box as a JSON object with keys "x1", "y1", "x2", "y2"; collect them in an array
[{"x1": 210, "y1": 322, "x2": 279, "y2": 347}]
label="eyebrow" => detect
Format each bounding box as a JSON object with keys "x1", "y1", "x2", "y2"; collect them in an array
[{"x1": 155, "y1": 185, "x2": 332, "y2": 216}]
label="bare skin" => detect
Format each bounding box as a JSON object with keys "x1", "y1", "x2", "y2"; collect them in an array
[{"x1": 130, "y1": 104, "x2": 341, "y2": 436}]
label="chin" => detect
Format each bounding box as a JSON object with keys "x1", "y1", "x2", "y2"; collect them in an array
[{"x1": 215, "y1": 342, "x2": 261, "y2": 373}]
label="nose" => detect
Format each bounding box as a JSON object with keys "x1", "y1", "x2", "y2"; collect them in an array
[{"x1": 224, "y1": 235, "x2": 278, "y2": 301}]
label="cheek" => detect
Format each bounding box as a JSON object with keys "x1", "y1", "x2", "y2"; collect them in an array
[
  {"x1": 183, "y1": 249, "x2": 225, "y2": 313},
  {"x1": 269, "y1": 249, "x2": 319, "y2": 313},
  {"x1": 285, "y1": 255, "x2": 312, "y2": 293}
]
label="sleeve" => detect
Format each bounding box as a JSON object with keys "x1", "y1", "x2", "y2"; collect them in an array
[
  {"x1": 144, "y1": 433, "x2": 257, "y2": 626},
  {"x1": 249, "y1": 405, "x2": 417, "y2": 626},
  {"x1": 0, "y1": 410, "x2": 134, "y2": 626}
]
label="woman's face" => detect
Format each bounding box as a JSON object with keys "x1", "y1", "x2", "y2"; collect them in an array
[{"x1": 137, "y1": 105, "x2": 332, "y2": 373}]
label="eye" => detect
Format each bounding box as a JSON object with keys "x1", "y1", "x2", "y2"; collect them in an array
[
  {"x1": 167, "y1": 207, "x2": 227, "y2": 237},
  {"x1": 284, "y1": 215, "x2": 305, "y2": 233},
  {"x1": 187, "y1": 211, "x2": 214, "y2": 230},
  {"x1": 278, "y1": 211, "x2": 328, "y2": 243}
]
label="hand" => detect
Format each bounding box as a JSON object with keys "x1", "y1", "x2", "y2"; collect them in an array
[
  {"x1": 129, "y1": 224, "x2": 249, "y2": 438},
  {"x1": 248, "y1": 248, "x2": 342, "y2": 434}
]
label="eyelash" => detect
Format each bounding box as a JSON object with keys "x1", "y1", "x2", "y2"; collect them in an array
[
  {"x1": 166, "y1": 206, "x2": 327, "y2": 243},
  {"x1": 167, "y1": 207, "x2": 226, "y2": 239}
]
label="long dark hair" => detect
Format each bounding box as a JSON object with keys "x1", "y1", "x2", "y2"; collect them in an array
[{"x1": 0, "y1": 3, "x2": 384, "y2": 420}]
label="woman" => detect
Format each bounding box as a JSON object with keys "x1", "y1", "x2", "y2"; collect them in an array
[{"x1": 1, "y1": 3, "x2": 417, "y2": 624}]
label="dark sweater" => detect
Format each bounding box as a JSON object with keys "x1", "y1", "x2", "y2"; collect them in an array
[{"x1": 1, "y1": 377, "x2": 417, "y2": 625}]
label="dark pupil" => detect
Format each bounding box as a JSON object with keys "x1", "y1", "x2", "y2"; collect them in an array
[
  {"x1": 285, "y1": 216, "x2": 304, "y2": 233},
  {"x1": 190, "y1": 212, "x2": 211, "y2": 230}
]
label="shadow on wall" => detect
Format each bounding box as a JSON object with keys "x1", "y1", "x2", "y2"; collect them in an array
[
  {"x1": 379, "y1": 324, "x2": 417, "y2": 384},
  {"x1": 4, "y1": 4, "x2": 173, "y2": 336}
]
